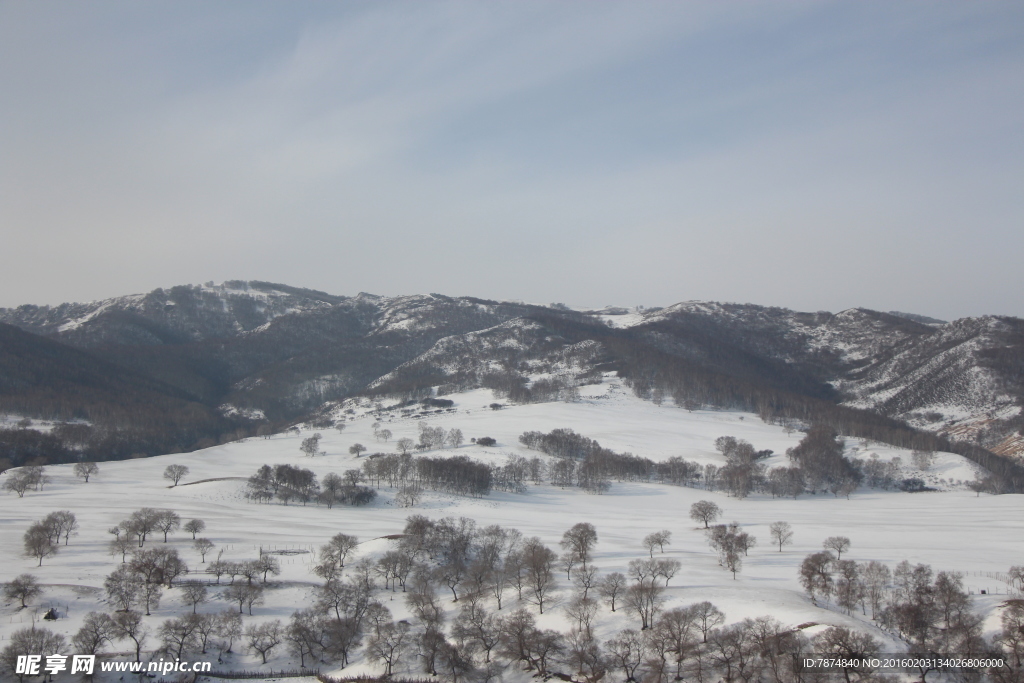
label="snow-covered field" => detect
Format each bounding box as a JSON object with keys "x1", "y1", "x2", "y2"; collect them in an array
[{"x1": 1, "y1": 379, "x2": 1021, "y2": 681}]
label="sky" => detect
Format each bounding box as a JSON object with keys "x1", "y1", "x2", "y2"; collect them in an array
[{"x1": 1, "y1": 1, "x2": 1022, "y2": 320}]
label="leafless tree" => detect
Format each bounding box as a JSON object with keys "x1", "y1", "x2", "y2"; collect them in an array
[
  {"x1": 911, "y1": 449, "x2": 936, "y2": 470},
  {"x1": 111, "y1": 610, "x2": 149, "y2": 662},
  {"x1": 193, "y1": 538, "x2": 214, "y2": 563},
  {"x1": 691, "y1": 601, "x2": 724, "y2": 643},
  {"x1": 689, "y1": 500, "x2": 722, "y2": 528},
  {"x1": 23, "y1": 521, "x2": 57, "y2": 566},
  {"x1": 156, "y1": 510, "x2": 181, "y2": 542},
  {"x1": 2, "y1": 470, "x2": 33, "y2": 497},
  {"x1": 561, "y1": 522, "x2": 598, "y2": 570},
  {"x1": 599, "y1": 572, "x2": 627, "y2": 612},
  {"x1": 564, "y1": 594, "x2": 599, "y2": 637},
  {"x1": 769, "y1": 521, "x2": 793, "y2": 552},
  {"x1": 4, "y1": 574, "x2": 42, "y2": 608},
  {"x1": 522, "y1": 537, "x2": 558, "y2": 614},
  {"x1": 163, "y1": 464, "x2": 189, "y2": 486},
  {"x1": 823, "y1": 536, "x2": 851, "y2": 560},
  {"x1": 74, "y1": 461, "x2": 99, "y2": 482},
  {"x1": 105, "y1": 565, "x2": 142, "y2": 611},
  {"x1": 653, "y1": 559, "x2": 682, "y2": 587},
  {"x1": 572, "y1": 565, "x2": 601, "y2": 600},
  {"x1": 214, "y1": 610, "x2": 241, "y2": 655},
  {"x1": 245, "y1": 620, "x2": 283, "y2": 663},
  {"x1": 180, "y1": 582, "x2": 208, "y2": 613},
  {"x1": 606, "y1": 628, "x2": 647, "y2": 682},
  {"x1": 1, "y1": 627, "x2": 65, "y2": 683},
  {"x1": 643, "y1": 530, "x2": 672, "y2": 557},
  {"x1": 42, "y1": 510, "x2": 78, "y2": 545},
  {"x1": 256, "y1": 554, "x2": 282, "y2": 583},
  {"x1": 183, "y1": 519, "x2": 206, "y2": 539},
  {"x1": 349, "y1": 443, "x2": 367, "y2": 457},
  {"x1": 799, "y1": 551, "x2": 836, "y2": 603},
  {"x1": 301, "y1": 433, "x2": 323, "y2": 457},
  {"x1": 225, "y1": 582, "x2": 264, "y2": 615},
  {"x1": 624, "y1": 582, "x2": 664, "y2": 630},
  {"x1": 366, "y1": 620, "x2": 412, "y2": 675}
]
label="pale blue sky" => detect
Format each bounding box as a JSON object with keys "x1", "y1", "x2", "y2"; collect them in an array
[{"x1": 2, "y1": 1, "x2": 1022, "y2": 319}]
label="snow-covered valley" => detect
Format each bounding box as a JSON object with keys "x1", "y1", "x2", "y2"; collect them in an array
[{"x1": 2, "y1": 380, "x2": 1020, "y2": 682}]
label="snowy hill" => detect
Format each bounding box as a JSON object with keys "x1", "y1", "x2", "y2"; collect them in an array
[
  {"x1": 1, "y1": 381, "x2": 1019, "y2": 681},
  {"x1": 1, "y1": 283, "x2": 1021, "y2": 477}
]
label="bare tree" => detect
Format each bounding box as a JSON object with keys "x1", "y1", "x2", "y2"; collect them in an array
[
  {"x1": 74, "y1": 462, "x2": 99, "y2": 483},
  {"x1": 180, "y1": 582, "x2": 208, "y2": 613},
  {"x1": 2, "y1": 470, "x2": 33, "y2": 497},
  {"x1": 246, "y1": 620, "x2": 283, "y2": 664},
  {"x1": 522, "y1": 537, "x2": 558, "y2": 614},
  {"x1": 366, "y1": 620, "x2": 412, "y2": 675},
  {"x1": 561, "y1": 522, "x2": 598, "y2": 569},
  {"x1": 317, "y1": 533, "x2": 359, "y2": 578},
  {"x1": 799, "y1": 551, "x2": 836, "y2": 603},
  {"x1": 71, "y1": 612, "x2": 117, "y2": 656},
  {"x1": 159, "y1": 615, "x2": 201, "y2": 659},
  {"x1": 653, "y1": 559, "x2": 682, "y2": 587},
  {"x1": 302, "y1": 433, "x2": 324, "y2": 457},
  {"x1": 111, "y1": 610, "x2": 148, "y2": 662},
  {"x1": 109, "y1": 535, "x2": 135, "y2": 563},
  {"x1": 183, "y1": 519, "x2": 206, "y2": 539},
  {"x1": 769, "y1": 522, "x2": 793, "y2": 552},
  {"x1": 139, "y1": 580, "x2": 162, "y2": 616},
  {"x1": 911, "y1": 449, "x2": 936, "y2": 470},
  {"x1": 349, "y1": 443, "x2": 367, "y2": 457},
  {"x1": 606, "y1": 628, "x2": 647, "y2": 682},
  {"x1": 1, "y1": 627, "x2": 66, "y2": 683},
  {"x1": 43, "y1": 510, "x2": 78, "y2": 545},
  {"x1": 624, "y1": 582, "x2": 664, "y2": 630},
  {"x1": 156, "y1": 510, "x2": 181, "y2": 542},
  {"x1": 105, "y1": 565, "x2": 142, "y2": 612},
  {"x1": 860, "y1": 560, "x2": 891, "y2": 618},
  {"x1": 163, "y1": 464, "x2": 189, "y2": 486},
  {"x1": 564, "y1": 594, "x2": 599, "y2": 637},
  {"x1": 217, "y1": 610, "x2": 243, "y2": 653},
  {"x1": 447, "y1": 428, "x2": 464, "y2": 448},
  {"x1": 689, "y1": 500, "x2": 722, "y2": 528},
  {"x1": 397, "y1": 438, "x2": 415, "y2": 456},
  {"x1": 23, "y1": 522, "x2": 57, "y2": 566},
  {"x1": 599, "y1": 572, "x2": 627, "y2": 612},
  {"x1": 225, "y1": 583, "x2": 264, "y2": 615},
  {"x1": 256, "y1": 554, "x2": 282, "y2": 583},
  {"x1": 193, "y1": 538, "x2": 214, "y2": 563},
  {"x1": 4, "y1": 574, "x2": 42, "y2": 609},
  {"x1": 691, "y1": 601, "x2": 724, "y2": 643},
  {"x1": 643, "y1": 530, "x2": 672, "y2": 557},
  {"x1": 572, "y1": 565, "x2": 601, "y2": 600},
  {"x1": 655, "y1": 606, "x2": 699, "y2": 679},
  {"x1": 823, "y1": 536, "x2": 851, "y2": 560}
]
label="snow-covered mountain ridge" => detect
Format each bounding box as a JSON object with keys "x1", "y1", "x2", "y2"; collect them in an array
[{"x1": 1, "y1": 284, "x2": 1021, "y2": 464}]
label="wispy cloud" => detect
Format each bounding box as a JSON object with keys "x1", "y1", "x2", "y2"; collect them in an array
[{"x1": 1, "y1": 1, "x2": 1022, "y2": 318}]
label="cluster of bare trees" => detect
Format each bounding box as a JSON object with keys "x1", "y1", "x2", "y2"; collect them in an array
[
  {"x1": 245, "y1": 464, "x2": 377, "y2": 507},
  {"x1": 108, "y1": 507, "x2": 185, "y2": 548},
  {"x1": 3, "y1": 465, "x2": 50, "y2": 497},
  {"x1": 416, "y1": 422, "x2": 464, "y2": 451},
  {"x1": 705, "y1": 523, "x2": 756, "y2": 579},
  {"x1": 163, "y1": 464, "x2": 189, "y2": 486},
  {"x1": 22, "y1": 510, "x2": 78, "y2": 565},
  {"x1": 516, "y1": 427, "x2": 872, "y2": 501},
  {"x1": 797, "y1": 551, "x2": 1024, "y2": 680}
]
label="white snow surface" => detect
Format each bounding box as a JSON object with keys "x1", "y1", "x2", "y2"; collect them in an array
[{"x1": 1, "y1": 379, "x2": 1021, "y2": 681}]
